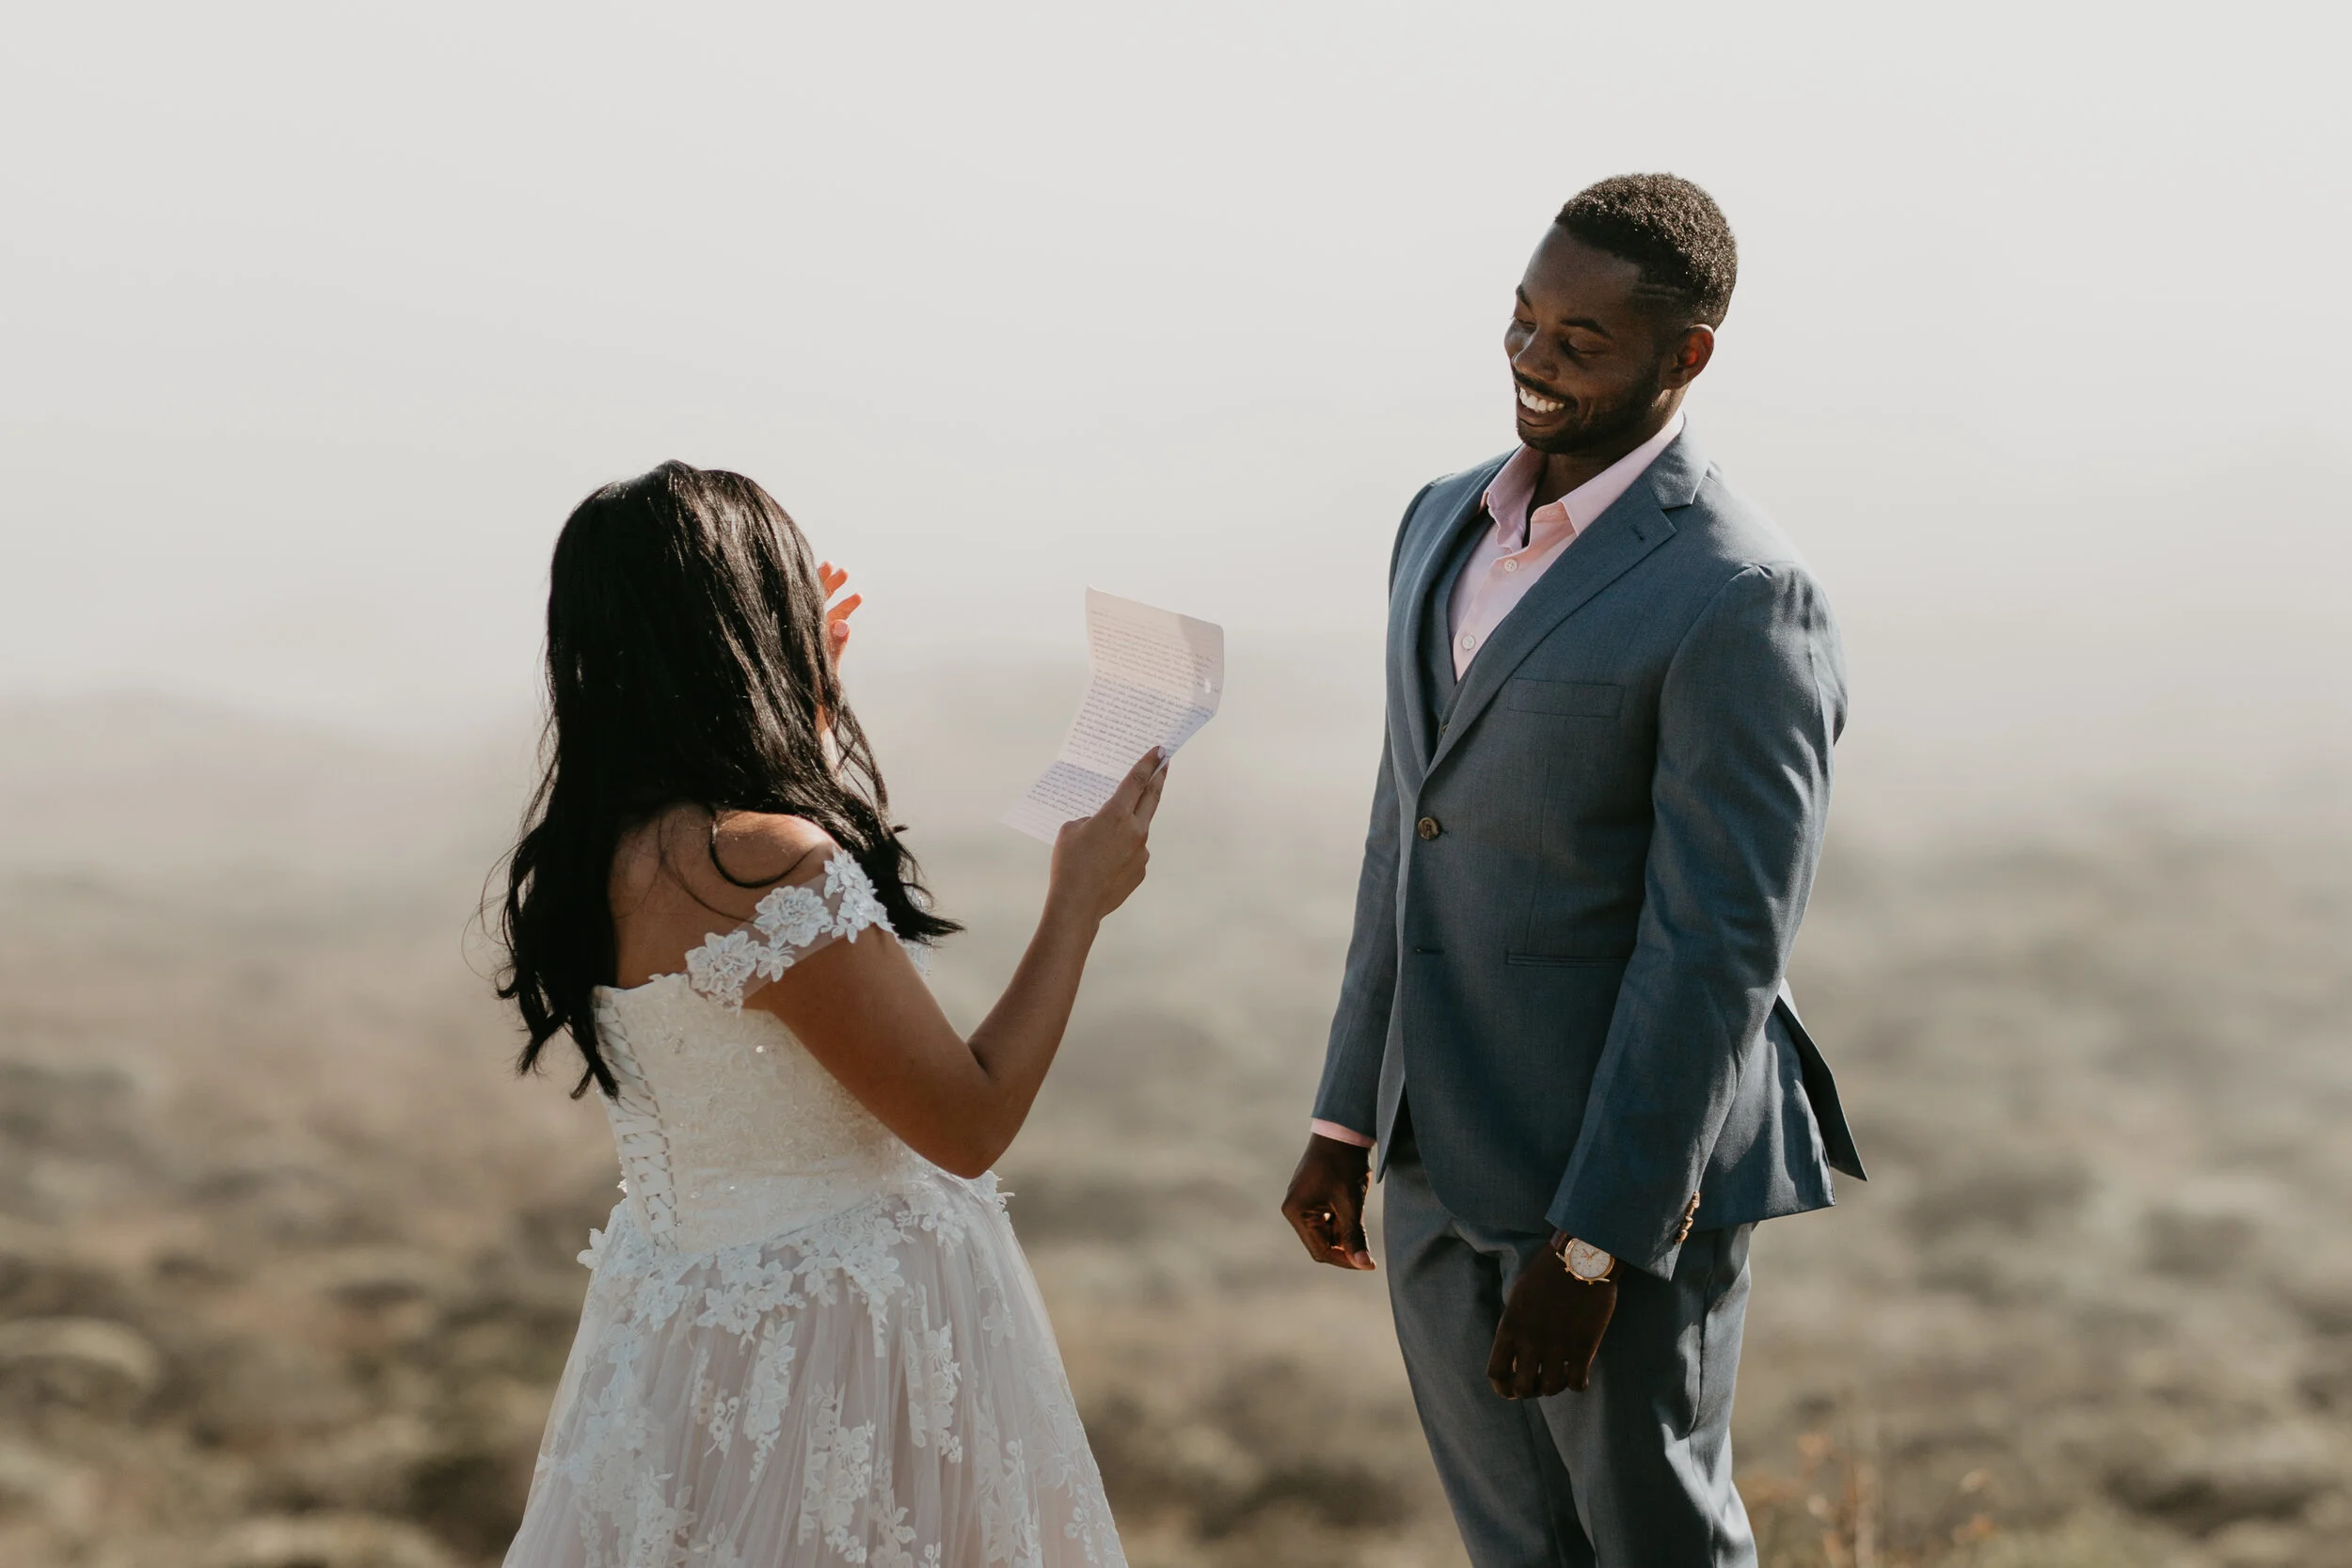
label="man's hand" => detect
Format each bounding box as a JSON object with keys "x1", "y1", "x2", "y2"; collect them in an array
[
  {"x1": 1281, "y1": 1134, "x2": 1377, "y2": 1271},
  {"x1": 1486, "y1": 1243, "x2": 1615, "y2": 1399}
]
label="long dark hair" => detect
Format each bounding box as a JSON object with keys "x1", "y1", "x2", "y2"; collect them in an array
[{"x1": 496, "y1": 461, "x2": 957, "y2": 1098}]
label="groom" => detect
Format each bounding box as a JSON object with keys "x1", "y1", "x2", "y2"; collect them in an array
[{"x1": 1281, "y1": 174, "x2": 1865, "y2": 1565}]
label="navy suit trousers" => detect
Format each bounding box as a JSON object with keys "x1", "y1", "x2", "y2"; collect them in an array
[{"x1": 1384, "y1": 1110, "x2": 1757, "y2": 1567}]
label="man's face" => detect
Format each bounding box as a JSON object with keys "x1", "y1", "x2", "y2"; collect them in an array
[{"x1": 1503, "y1": 228, "x2": 1687, "y2": 455}]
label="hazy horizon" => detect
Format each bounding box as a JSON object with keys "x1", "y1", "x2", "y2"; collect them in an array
[{"x1": 5, "y1": 1, "x2": 2347, "y2": 816}]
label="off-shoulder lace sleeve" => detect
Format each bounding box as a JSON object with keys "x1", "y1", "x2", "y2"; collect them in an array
[{"x1": 681, "y1": 849, "x2": 899, "y2": 1009}]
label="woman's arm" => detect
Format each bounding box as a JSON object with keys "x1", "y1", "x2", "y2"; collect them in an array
[{"x1": 750, "y1": 748, "x2": 1168, "y2": 1177}]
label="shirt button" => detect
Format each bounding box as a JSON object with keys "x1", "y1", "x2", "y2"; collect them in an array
[
  {"x1": 1458, "y1": 632, "x2": 1476, "y2": 651},
  {"x1": 1502, "y1": 559, "x2": 1519, "y2": 574},
  {"x1": 1416, "y1": 817, "x2": 1442, "y2": 841}
]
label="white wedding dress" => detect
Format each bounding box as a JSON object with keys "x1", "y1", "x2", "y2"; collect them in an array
[{"x1": 503, "y1": 850, "x2": 1126, "y2": 1568}]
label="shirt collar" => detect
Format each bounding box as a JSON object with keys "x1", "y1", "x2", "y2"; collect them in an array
[{"x1": 1482, "y1": 408, "x2": 1689, "y2": 550}]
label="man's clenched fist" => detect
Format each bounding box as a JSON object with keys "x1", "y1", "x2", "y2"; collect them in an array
[
  {"x1": 1486, "y1": 1239, "x2": 1615, "y2": 1399},
  {"x1": 1280, "y1": 1133, "x2": 1377, "y2": 1271}
]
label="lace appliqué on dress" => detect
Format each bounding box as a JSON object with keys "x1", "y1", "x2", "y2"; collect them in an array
[
  {"x1": 511, "y1": 847, "x2": 1120, "y2": 1568},
  {"x1": 531, "y1": 1177, "x2": 1119, "y2": 1568},
  {"x1": 681, "y1": 851, "x2": 898, "y2": 1010}
]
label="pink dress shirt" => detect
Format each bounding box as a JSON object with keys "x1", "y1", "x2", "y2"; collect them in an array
[{"x1": 1310, "y1": 412, "x2": 1688, "y2": 1152}]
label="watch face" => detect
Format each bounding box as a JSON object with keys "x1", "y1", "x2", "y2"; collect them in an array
[{"x1": 1565, "y1": 1240, "x2": 1612, "y2": 1281}]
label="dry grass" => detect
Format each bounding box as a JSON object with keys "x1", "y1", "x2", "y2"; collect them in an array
[{"x1": 2, "y1": 677, "x2": 2347, "y2": 1565}]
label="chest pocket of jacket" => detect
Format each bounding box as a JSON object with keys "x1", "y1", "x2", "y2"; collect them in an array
[{"x1": 1503, "y1": 678, "x2": 1623, "y2": 719}]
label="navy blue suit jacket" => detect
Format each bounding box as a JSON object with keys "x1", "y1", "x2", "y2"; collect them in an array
[{"x1": 1312, "y1": 429, "x2": 1864, "y2": 1279}]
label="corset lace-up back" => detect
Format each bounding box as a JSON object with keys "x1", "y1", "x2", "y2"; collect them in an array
[{"x1": 592, "y1": 976, "x2": 929, "y2": 1253}]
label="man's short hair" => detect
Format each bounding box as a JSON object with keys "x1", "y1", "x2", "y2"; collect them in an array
[{"x1": 1556, "y1": 174, "x2": 1737, "y2": 329}]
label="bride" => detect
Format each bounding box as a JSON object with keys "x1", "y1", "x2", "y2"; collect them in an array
[{"x1": 493, "y1": 461, "x2": 1157, "y2": 1567}]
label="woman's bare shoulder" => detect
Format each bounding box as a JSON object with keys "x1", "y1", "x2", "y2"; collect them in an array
[
  {"x1": 707, "y1": 810, "x2": 837, "y2": 887},
  {"x1": 611, "y1": 808, "x2": 839, "y2": 970}
]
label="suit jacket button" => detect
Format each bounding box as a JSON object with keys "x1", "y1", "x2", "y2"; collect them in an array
[{"x1": 1416, "y1": 816, "x2": 1442, "y2": 841}]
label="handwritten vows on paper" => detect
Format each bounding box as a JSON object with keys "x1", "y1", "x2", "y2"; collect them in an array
[{"x1": 1002, "y1": 589, "x2": 1225, "y2": 842}]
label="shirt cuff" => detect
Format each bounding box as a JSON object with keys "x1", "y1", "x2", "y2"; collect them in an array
[{"x1": 1309, "y1": 1118, "x2": 1375, "y2": 1148}]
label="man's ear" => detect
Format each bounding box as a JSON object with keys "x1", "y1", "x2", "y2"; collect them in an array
[{"x1": 1661, "y1": 324, "x2": 1716, "y2": 389}]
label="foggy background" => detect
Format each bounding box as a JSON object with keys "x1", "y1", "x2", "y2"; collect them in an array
[
  {"x1": 8, "y1": 0, "x2": 2348, "y2": 800},
  {"x1": 4, "y1": 4, "x2": 2350, "y2": 1567}
]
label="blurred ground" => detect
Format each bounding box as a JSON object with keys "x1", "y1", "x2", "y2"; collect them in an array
[{"x1": 1, "y1": 666, "x2": 2348, "y2": 1567}]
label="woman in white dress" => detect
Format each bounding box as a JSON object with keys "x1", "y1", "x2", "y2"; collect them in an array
[{"x1": 493, "y1": 462, "x2": 1158, "y2": 1568}]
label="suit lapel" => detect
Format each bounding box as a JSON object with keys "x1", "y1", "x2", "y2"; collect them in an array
[
  {"x1": 1390, "y1": 456, "x2": 1510, "y2": 768},
  {"x1": 1424, "y1": 431, "x2": 1708, "y2": 777}
]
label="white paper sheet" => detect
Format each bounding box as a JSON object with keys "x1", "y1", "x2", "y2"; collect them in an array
[{"x1": 1002, "y1": 589, "x2": 1225, "y2": 842}]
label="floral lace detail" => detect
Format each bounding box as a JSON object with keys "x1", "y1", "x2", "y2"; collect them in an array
[
  {"x1": 679, "y1": 850, "x2": 897, "y2": 1011},
  {"x1": 903, "y1": 1302, "x2": 963, "y2": 1462},
  {"x1": 739, "y1": 1318, "x2": 798, "y2": 1483},
  {"x1": 755, "y1": 882, "x2": 832, "y2": 950},
  {"x1": 518, "y1": 1177, "x2": 1119, "y2": 1568},
  {"x1": 825, "y1": 853, "x2": 894, "y2": 938},
  {"x1": 509, "y1": 842, "x2": 1119, "y2": 1568},
  {"x1": 799, "y1": 1386, "x2": 877, "y2": 1557}
]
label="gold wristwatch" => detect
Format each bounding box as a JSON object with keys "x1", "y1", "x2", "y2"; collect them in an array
[{"x1": 1560, "y1": 1237, "x2": 1616, "y2": 1284}]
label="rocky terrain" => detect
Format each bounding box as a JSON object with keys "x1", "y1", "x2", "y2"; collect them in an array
[{"x1": 2, "y1": 674, "x2": 2348, "y2": 1567}]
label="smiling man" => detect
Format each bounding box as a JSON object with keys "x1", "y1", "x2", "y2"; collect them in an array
[{"x1": 1281, "y1": 174, "x2": 1866, "y2": 1566}]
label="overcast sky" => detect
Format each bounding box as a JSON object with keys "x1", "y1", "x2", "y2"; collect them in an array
[{"x1": 3, "y1": 2, "x2": 2345, "y2": 795}]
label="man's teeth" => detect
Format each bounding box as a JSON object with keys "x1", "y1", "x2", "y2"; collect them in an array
[{"x1": 1518, "y1": 386, "x2": 1564, "y2": 414}]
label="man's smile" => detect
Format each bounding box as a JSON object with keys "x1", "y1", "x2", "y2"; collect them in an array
[{"x1": 1516, "y1": 382, "x2": 1565, "y2": 415}]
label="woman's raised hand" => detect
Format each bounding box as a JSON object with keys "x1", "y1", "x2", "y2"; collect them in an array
[
  {"x1": 818, "y1": 561, "x2": 862, "y2": 667},
  {"x1": 1048, "y1": 748, "x2": 1169, "y2": 925}
]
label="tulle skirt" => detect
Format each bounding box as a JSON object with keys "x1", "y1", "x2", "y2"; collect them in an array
[{"x1": 503, "y1": 1171, "x2": 1125, "y2": 1568}]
